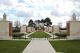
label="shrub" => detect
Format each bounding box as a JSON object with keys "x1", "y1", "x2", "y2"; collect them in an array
[
  {"x1": 12, "y1": 33, "x2": 25, "y2": 37},
  {"x1": 55, "y1": 32, "x2": 67, "y2": 38}
]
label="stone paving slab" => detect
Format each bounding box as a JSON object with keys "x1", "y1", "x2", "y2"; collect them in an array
[{"x1": 22, "y1": 39, "x2": 56, "y2": 53}]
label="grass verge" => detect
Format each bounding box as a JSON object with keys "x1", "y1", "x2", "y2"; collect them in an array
[
  {"x1": 28, "y1": 31, "x2": 51, "y2": 38},
  {"x1": 0, "y1": 40, "x2": 30, "y2": 53},
  {"x1": 50, "y1": 40, "x2": 80, "y2": 53}
]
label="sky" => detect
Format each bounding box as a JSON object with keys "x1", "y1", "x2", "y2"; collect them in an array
[{"x1": 0, "y1": 0, "x2": 80, "y2": 27}]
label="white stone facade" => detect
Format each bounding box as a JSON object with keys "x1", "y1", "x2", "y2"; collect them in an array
[
  {"x1": 48, "y1": 27, "x2": 53, "y2": 32},
  {"x1": 67, "y1": 21, "x2": 80, "y2": 39},
  {"x1": 27, "y1": 27, "x2": 35, "y2": 33},
  {"x1": 0, "y1": 13, "x2": 12, "y2": 40},
  {"x1": 21, "y1": 25, "x2": 27, "y2": 33},
  {"x1": 44, "y1": 26, "x2": 59, "y2": 33},
  {"x1": 0, "y1": 21, "x2": 12, "y2": 40},
  {"x1": 45, "y1": 27, "x2": 51, "y2": 32},
  {"x1": 52, "y1": 25, "x2": 59, "y2": 34}
]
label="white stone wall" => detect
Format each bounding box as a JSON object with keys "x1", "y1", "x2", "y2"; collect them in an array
[
  {"x1": 52, "y1": 25, "x2": 59, "y2": 34},
  {"x1": 44, "y1": 27, "x2": 48, "y2": 32},
  {"x1": 48, "y1": 27, "x2": 53, "y2": 32},
  {"x1": 27, "y1": 27, "x2": 35, "y2": 33},
  {"x1": 21, "y1": 25, "x2": 27, "y2": 33},
  {"x1": 0, "y1": 21, "x2": 12, "y2": 40},
  {"x1": 67, "y1": 21, "x2": 80, "y2": 39},
  {"x1": 32, "y1": 27, "x2": 35, "y2": 32},
  {"x1": 27, "y1": 27, "x2": 31, "y2": 32},
  {"x1": 45, "y1": 26, "x2": 59, "y2": 33}
]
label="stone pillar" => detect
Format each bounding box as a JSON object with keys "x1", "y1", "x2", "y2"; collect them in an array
[
  {"x1": 9, "y1": 22, "x2": 12, "y2": 36},
  {"x1": 67, "y1": 22, "x2": 70, "y2": 35}
]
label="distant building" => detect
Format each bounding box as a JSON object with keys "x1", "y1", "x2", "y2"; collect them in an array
[
  {"x1": 27, "y1": 27, "x2": 35, "y2": 33},
  {"x1": 21, "y1": 25, "x2": 27, "y2": 33},
  {"x1": 52, "y1": 25, "x2": 59, "y2": 34}
]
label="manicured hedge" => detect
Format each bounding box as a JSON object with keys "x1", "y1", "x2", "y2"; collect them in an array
[
  {"x1": 55, "y1": 32, "x2": 67, "y2": 38},
  {"x1": 12, "y1": 33, "x2": 25, "y2": 37}
]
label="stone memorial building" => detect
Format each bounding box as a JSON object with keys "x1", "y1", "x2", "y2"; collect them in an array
[
  {"x1": 67, "y1": 13, "x2": 80, "y2": 39},
  {"x1": 0, "y1": 13, "x2": 12, "y2": 40}
]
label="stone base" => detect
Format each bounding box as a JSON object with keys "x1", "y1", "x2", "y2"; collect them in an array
[
  {"x1": 67, "y1": 35, "x2": 80, "y2": 40},
  {"x1": 0, "y1": 36, "x2": 12, "y2": 40}
]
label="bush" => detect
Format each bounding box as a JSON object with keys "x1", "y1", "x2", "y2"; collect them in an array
[
  {"x1": 12, "y1": 27, "x2": 20, "y2": 33},
  {"x1": 55, "y1": 32, "x2": 67, "y2": 38},
  {"x1": 12, "y1": 33, "x2": 25, "y2": 37},
  {"x1": 49, "y1": 31, "x2": 52, "y2": 33}
]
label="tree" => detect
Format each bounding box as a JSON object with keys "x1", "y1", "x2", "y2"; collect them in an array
[
  {"x1": 44, "y1": 17, "x2": 52, "y2": 26},
  {"x1": 28, "y1": 19, "x2": 34, "y2": 31},
  {"x1": 15, "y1": 20, "x2": 20, "y2": 27},
  {"x1": 41, "y1": 19, "x2": 45, "y2": 23},
  {"x1": 28, "y1": 19, "x2": 34, "y2": 27},
  {"x1": 14, "y1": 20, "x2": 21, "y2": 32},
  {"x1": 35, "y1": 20, "x2": 41, "y2": 24}
]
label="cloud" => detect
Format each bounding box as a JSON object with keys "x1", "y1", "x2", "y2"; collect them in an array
[
  {"x1": 16, "y1": 11, "x2": 33, "y2": 18},
  {"x1": 0, "y1": 0, "x2": 80, "y2": 27},
  {"x1": 72, "y1": 0, "x2": 80, "y2": 2},
  {"x1": 0, "y1": 0, "x2": 12, "y2": 6}
]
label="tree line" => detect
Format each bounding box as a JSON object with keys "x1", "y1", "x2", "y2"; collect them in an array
[
  {"x1": 28, "y1": 17, "x2": 52, "y2": 27},
  {"x1": 12, "y1": 17, "x2": 52, "y2": 32}
]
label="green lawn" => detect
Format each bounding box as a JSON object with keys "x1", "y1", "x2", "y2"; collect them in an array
[
  {"x1": 0, "y1": 40, "x2": 30, "y2": 53},
  {"x1": 50, "y1": 40, "x2": 80, "y2": 53},
  {"x1": 28, "y1": 31, "x2": 51, "y2": 38}
]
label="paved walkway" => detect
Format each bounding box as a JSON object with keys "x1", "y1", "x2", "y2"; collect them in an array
[{"x1": 22, "y1": 39, "x2": 56, "y2": 53}]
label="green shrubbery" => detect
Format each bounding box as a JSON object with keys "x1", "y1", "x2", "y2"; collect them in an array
[
  {"x1": 12, "y1": 33, "x2": 25, "y2": 37},
  {"x1": 12, "y1": 33, "x2": 26, "y2": 39},
  {"x1": 55, "y1": 32, "x2": 67, "y2": 38}
]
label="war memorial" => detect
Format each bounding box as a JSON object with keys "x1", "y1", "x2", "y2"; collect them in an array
[
  {"x1": 0, "y1": 0, "x2": 80, "y2": 53},
  {"x1": 0, "y1": 13, "x2": 80, "y2": 53}
]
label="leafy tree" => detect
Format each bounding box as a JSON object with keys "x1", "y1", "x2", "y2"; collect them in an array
[
  {"x1": 41, "y1": 19, "x2": 45, "y2": 23},
  {"x1": 28, "y1": 19, "x2": 34, "y2": 27},
  {"x1": 15, "y1": 20, "x2": 20, "y2": 28},
  {"x1": 44, "y1": 17, "x2": 52, "y2": 26},
  {"x1": 14, "y1": 20, "x2": 21, "y2": 32},
  {"x1": 35, "y1": 20, "x2": 41, "y2": 24}
]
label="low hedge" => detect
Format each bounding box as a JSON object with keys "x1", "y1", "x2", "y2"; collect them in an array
[
  {"x1": 12, "y1": 33, "x2": 25, "y2": 37},
  {"x1": 55, "y1": 33, "x2": 67, "y2": 38}
]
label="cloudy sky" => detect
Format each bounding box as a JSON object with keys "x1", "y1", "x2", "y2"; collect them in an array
[{"x1": 0, "y1": 0, "x2": 80, "y2": 27}]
